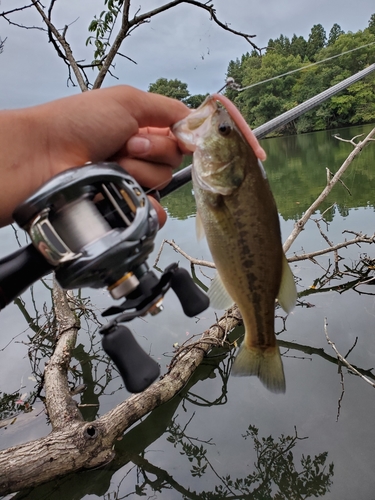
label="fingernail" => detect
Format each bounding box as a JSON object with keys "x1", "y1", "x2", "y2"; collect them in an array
[{"x1": 127, "y1": 136, "x2": 150, "y2": 155}]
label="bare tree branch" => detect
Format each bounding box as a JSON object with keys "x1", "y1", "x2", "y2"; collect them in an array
[
  {"x1": 156, "y1": 233, "x2": 375, "y2": 267},
  {"x1": 2, "y1": 1, "x2": 260, "y2": 90},
  {"x1": 0, "y1": 3, "x2": 45, "y2": 31},
  {"x1": 288, "y1": 233, "x2": 375, "y2": 262},
  {"x1": 0, "y1": 3, "x2": 34, "y2": 16},
  {"x1": 31, "y1": 0, "x2": 89, "y2": 91},
  {"x1": 93, "y1": 0, "x2": 260, "y2": 88}
]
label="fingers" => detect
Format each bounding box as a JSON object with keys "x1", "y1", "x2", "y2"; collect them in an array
[
  {"x1": 149, "y1": 196, "x2": 167, "y2": 228},
  {"x1": 116, "y1": 158, "x2": 173, "y2": 190},
  {"x1": 105, "y1": 85, "x2": 191, "y2": 128},
  {"x1": 112, "y1": 128, "x2": 185, "y2": 190},
  {"x1": 126, "y1": 132, "x2": 183, "y2": 169}
]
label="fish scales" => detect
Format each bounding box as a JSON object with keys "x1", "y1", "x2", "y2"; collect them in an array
[
  {"x1": 195, "y1": 144, "x2": 283, "y2": 349},
  {"x1": 173, "y1": 94, "x2": 296, "y2": 393}
]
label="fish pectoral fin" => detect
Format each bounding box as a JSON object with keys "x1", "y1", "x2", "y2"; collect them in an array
[
  {"x1": 207, "y1": 272, "x2": 235, "y2": 310},
  {"x1": 231, "y1": 343, "x2": 286, "y2": 394},
  {"x1": 277, "y1": 254, "x2": 297, "y2": 314},
  {"x1": 195, "y1": 211, "x2": 205, "y2": 240}
]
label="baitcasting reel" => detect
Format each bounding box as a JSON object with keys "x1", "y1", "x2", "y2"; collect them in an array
[{"x1": 0, "y1": 163, "x2": 209, "y2": 393}]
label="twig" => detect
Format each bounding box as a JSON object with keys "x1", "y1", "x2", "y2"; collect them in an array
[
  {"x1": 324, "y1": 317, "x2": 375, "y2": 388},
  {"x1": 282, "y1": 233, "x2": 375, "y2": 262},
  {"x1": 154, "y1": 239, "x2": 216, "y2": 269},
  {"x1": 326, "y1": 168, "x2": 351, "y2": 195},
  {"x1": 283, "y1": 127, "x2": 375, "y2": 253}
]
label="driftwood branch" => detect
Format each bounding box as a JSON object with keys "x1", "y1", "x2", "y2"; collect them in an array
[
  {"x1": 44, "y1": 283, "x2": 83, "y2": 431},
  {"x1": 283, "y1": 127, "x2": 375, "y2": 253},
  {"x1": 0, "y1": 306, "x2": 241, "y2": 495}
]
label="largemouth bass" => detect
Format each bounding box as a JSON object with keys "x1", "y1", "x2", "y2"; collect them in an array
[{"x1": 173, "y1": 94, "x2": 296, "y2": 393}]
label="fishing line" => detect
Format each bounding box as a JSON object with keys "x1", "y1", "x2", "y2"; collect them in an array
[
  {"x1": 228, "y1": 41, "x2": 375, "y2": 93},
  {"x1": 144, "y1": 40, "x2": 375, "y2": 198}
]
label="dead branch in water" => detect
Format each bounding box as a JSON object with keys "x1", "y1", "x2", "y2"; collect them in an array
[
  {"x1": 283, "y1": 127, "x2": 375, "y2": 253},
  {"x1": 324, "y1": 317, "x2": 375, "y2": 389},
  {"x1": 157, "y1": 232, "x2": 375, "y2": 267},
  {"x1": 154, "y1": 239, "x2": 216, "y2": 269},
  {"x1": 288, "y1": 232, "x2": 375, "y2": 262},
  {"x1": 0, "y1": 305, "x2": 242, "y2": 495}
]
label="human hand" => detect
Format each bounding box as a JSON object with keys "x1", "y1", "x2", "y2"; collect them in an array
[{"x1": 0, "y1": 86, "x2": 190, "y2": 227}]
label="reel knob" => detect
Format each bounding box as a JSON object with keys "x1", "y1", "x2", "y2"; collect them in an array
[
  {"x1": 101, "y1": 325, "x2": 160, "y2": 393},
  {"x1": 170, "y1": 268, "x2": 210, "y2": 317}
]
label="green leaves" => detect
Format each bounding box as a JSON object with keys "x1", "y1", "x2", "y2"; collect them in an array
[
  {"x1": 148, "y1": 78, "x2": 208, "y2": 108},
  {"x1": 148, "y1": 78, "x2": 190, "y2": 101},
  {"x1": 86, "y1": 0, "x2": 124, "y2": 64},
  {"x1": 225, "y1": 19, "x2": 375, "y2": 134}
]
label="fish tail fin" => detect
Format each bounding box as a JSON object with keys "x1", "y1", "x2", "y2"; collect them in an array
[{"x1": 231, "y1": 343, "x2": 286, "y2": 394}]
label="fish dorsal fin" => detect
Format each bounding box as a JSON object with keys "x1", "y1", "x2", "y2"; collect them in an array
[
  {"x1": 196, "y1": 211, "x2": 205, "y2": 240},
  {"x1": 208, "y1": 272, "x2": 235, "y2": 310},
  {"x1": 277, "y1": 254, "x2": 297, "y2": 314}
]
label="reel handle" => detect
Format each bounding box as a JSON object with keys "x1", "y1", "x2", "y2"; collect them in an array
[
  {"x1": 171, "y1": 268, "x2": 210, "y2": 317},
  {"x1": 101, "y1": 325, "x2": 160, "y2": 393},
  {"x1": 0, "y1": 244, "x2": 53, "y2": 310}
]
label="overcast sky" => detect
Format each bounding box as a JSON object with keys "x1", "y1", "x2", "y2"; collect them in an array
[{"x1": 1, "y1": 0, "x2": 374, "y2": 109}]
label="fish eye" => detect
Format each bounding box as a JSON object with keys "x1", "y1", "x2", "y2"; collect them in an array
[{"x1": 218, "y1": 122, "x2": 232, "y2": 136}]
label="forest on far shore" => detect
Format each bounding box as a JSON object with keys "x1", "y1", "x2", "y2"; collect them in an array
[{"x1": 149, "y1": 14, "x2": 375, "y2": 136}]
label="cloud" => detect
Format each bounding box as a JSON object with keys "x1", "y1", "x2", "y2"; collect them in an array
[{"x1": 0, "y1": 0, "x2": 374, "y2": 108}]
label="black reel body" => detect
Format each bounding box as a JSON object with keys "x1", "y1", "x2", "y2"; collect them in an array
[
  {"x1": 13, "y1": 162, "x2": 158, "y2": 295},
  {"x1": 0, "y1": 162, "x2": 209, "y2": 393}
]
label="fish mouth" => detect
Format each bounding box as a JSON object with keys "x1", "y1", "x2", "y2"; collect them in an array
[{"x1": 172, "y1": 96, "x2": 218, "y2": 152}]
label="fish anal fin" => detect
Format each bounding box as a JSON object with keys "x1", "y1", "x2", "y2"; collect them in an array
[
  {"x1": 277, "y1": 254, "x2": 297, "y2": 314},
  {"x1": 207, "y1": 272, "x2": 235, "y2": 310},
  {"x1": 231, "y1": 343, "x2": 286, "y2": 394}
]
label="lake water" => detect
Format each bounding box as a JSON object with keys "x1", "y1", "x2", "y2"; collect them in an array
[{"x1": 1, "y1": 123, "x2": 375, "y2": 499}]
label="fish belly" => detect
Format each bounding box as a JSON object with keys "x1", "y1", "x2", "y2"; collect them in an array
[{"x1": 195, "y1": 175, "x2": 286, "y2": 392}]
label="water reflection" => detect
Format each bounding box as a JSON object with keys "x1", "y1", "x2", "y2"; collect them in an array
[
  {"x1": 162, "y1": 123, "x2": 375, "y2": 223},
  {"x1": 3, "y1": 254, "x2": 375, "y2": 498},
  {"x1": 2, "y1": 124, "x2": 375, "y2": 499},
  {"x1": 9, "y1": 335, "x2": 334, "y2": 499}
]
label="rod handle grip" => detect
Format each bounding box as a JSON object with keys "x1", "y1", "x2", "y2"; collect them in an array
[{"x1": 0, "y1": 244, "x2": 53, "y2": 310}]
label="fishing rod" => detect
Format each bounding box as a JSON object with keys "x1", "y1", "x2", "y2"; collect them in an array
[{"x1": 159, "y1": 62, "x2": 375, "y2": 197}]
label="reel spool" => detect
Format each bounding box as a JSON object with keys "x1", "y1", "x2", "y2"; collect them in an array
[
  {"x1": 14, "y1": 162, "x2": 159, "y2": 296},
  {"x1": 1, "y1": 163, "x2": 209, "y2": 393}
]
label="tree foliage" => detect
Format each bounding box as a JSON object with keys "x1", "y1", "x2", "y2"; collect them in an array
[
  {"x1": 148, "y1": 77, "x2": 208, "y2": 108},
  {"x1": 328, "y1": 23, "x2": 344, "y2": 46},
  {"x1": 226, "y1": 15, "x2": 375, "y2": 135},
  {"x1": 306, "y1": 23, "x2": 327, "y2": 61},
  {"x1": 369, "y1": 13, "x2": 375, "y2": 35},
  {"x1": 148, "y1": 77, "x2": 190, "y2": 101}
]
